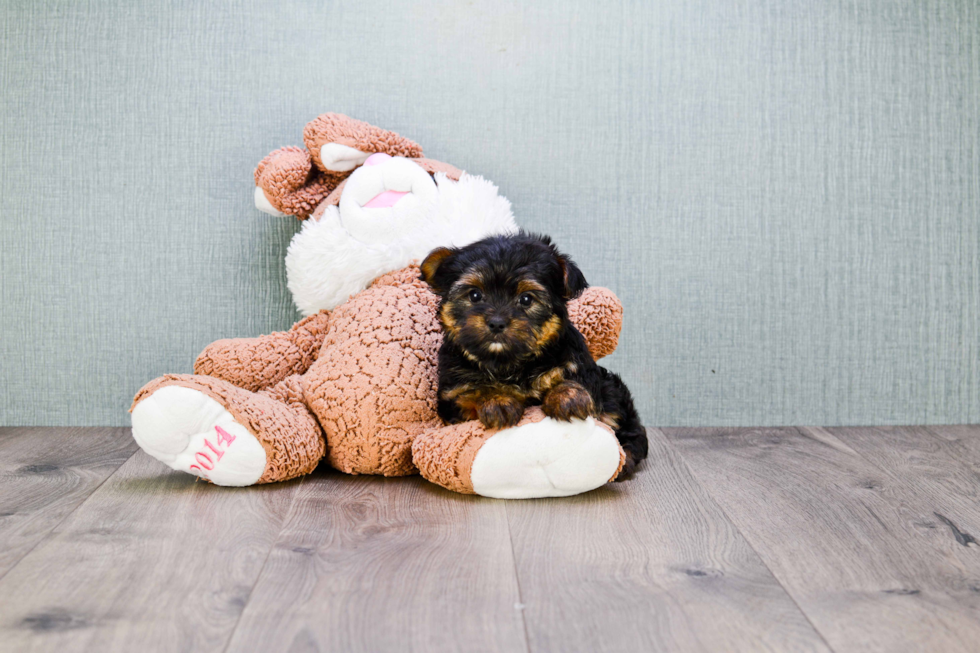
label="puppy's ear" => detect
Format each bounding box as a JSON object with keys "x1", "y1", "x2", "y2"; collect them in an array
[
  {"x1": 558, "y1": 254, "x2": 588, "y2": 299},
  {"x1": 420, "y1": 246, "x2": 456, "y2": 294}
]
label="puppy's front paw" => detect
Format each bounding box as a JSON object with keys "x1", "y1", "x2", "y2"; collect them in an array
[
  {"x1": 477, "y1": 394, "x2": 525, "y2": 430},
  {"x1": 542, "y1": 382, "x2": 595, "y2": 422}
]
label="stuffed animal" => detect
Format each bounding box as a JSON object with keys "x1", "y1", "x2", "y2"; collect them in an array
[{"x1": 131, "y1": 114, "x2": 627, "y2": 499}]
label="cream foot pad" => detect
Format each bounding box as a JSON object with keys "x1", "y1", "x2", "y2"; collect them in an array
[
  {"x1": 470, "y1": 416, "x2": 623, "y2": 499},
  {"x1": 132, "y1": 385, "x2": 267, "y2": 486}
]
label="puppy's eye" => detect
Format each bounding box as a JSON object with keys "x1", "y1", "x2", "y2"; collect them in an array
[
  {"x1": 468, "y1": 289, "x2": 483, "y2": 303},
  {"x1": 519, "y1": 293, "x2": 533, "y2": 307}
]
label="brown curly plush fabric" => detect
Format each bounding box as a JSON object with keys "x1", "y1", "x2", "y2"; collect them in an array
[
  {"x1": 568, "y1": 286, "x2": 623, "y2": 361},
  {"x1": 301, "y1": 266, "x2": 444, "y2": 476},
  {"x1": 194, "y1": 310, "x2": 331, "y2": 393},
  {"x1": 254, "y1": 146, "x2": 342, "y2": 218},
  {"x1": 610, "y1": 443, "x2": 627, "y2": 483},
  {"x1": 131, "y1": 373, "x2": 325, "y2": 484},
  {"x1": 303, "y1": 113, "x2": 424, "y2": 172}
]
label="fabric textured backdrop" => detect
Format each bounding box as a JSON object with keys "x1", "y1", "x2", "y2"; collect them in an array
[{"x1": 1, "y1": 0, "x2": 977, "y2": 427}]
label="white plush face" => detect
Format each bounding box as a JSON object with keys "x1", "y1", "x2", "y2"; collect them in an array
[
  {"x1": 338, "y1": 153, "x2": 439, "y2": 245},
  {"x1": 282, "y1": 155, "x2": 519, "y2": 316}
]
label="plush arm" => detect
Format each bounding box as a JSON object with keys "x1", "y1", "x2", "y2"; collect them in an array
[
  {"x1": 567, "y1": 287, "x2": 623, "y2": 361},
  {"x1": 193, "y1": 310, "x2": 331, "y2": 392}
]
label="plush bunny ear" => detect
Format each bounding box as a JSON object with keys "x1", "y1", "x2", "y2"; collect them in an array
[
  {"x1": 420, "y1": 247, "x2": 456, "y2": 294},
  {"x1": 318, "y1": 143, "x2": 372, "y2": 172},
  {"x1": 558, "y1": 254, "x2": 589, "y2": 299},
  {"x1": 303, "y1": 113, "x2": 424, "y2": 173}
]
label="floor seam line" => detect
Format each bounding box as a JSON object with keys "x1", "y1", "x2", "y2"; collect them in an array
[
  {"x1": 220, "y1": 475, "x2": 307, "y2": 653},
  {"x1": 504, "y1": 502, "x2": 533, "y2": 653},
  {"x1": 656, "y1": 427, "x2": 839, "y2": 653},
  {"x1": 0, "y1": 428, "x2": 139, "y2": 586},
  {"x1": 811, "y1": 425, "x2": 977, "y2": 509},
  {"x1": 822, "y1": 425, "x2": 980, "y2": 548}
]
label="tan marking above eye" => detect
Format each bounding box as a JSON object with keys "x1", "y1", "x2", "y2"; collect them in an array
[
  {"x1": 451, "y1": 271, "x2": 485, "y2": 293},
  {"x1": 517, "y1": 279, "x2": 546, "y2": 295}
]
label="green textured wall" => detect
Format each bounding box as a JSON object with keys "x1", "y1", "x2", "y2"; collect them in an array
[{"x1": 1, "y1": 0, "x2": 977, "y2": 426}]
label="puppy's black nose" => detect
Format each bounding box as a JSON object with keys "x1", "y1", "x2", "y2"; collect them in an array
[{"x1": 487, "y1": 315, "x2": 508, "y2": 333}]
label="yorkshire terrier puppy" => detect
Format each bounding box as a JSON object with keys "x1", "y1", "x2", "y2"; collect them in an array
[{"x1": 420, "y1": 232, "x2": 648, "y2": 477}]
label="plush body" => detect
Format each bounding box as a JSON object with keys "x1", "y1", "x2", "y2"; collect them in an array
[{"x1": 131, "y1": 114, "x2": 633, "y2": 499}]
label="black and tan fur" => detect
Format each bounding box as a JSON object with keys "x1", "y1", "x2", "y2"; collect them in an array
[{"x1": 420, "y1": 232, "x2": 648, "y2": 477}]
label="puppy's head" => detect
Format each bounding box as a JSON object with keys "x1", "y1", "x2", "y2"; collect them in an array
[{"x1": 420, "y1": 232, "x2": 588, "y2": 362}]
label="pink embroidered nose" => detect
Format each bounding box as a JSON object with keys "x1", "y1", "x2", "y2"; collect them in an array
[
  {"x1": 363, "y1": 190, "x2": 409, "y2": 208},
  {"x1": 364, "y1": 152, "x2": 391, "y2": 167}
]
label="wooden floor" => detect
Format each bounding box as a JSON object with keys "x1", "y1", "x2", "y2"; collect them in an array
[{"x1": 1, "y1": 426, "x2": 979, "y2": 652}]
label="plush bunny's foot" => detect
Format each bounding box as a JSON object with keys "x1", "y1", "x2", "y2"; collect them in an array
[
  {"x1": 132, "y1": 374, "x2": 326, "y2": 486},
  {"x1": 412, "y1": 408, "x2": 625, "y2": 499},
  {"x1": 132, "y1": 385, "x2": 267, "y2": 486},
  {"x1": 470, "y1": 416, "x2": 624, "y2": 498}
]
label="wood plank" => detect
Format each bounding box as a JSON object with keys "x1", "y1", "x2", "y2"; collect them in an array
[
  {"x1": 665, "y1": 426, "x2": 980, "y2": 653},
  {"x1": 821, "y1": 426, "x2": 980, "y2": 545},
  {"x1": 224, "y1": 473, "x2": 528, "y2": 653},
  {"x1": 923, "y1": 425, "x2": 980, "y2": 476},
  {"x1": 506, "y1": 428, "x2": 830, "y2": 653},
  {"x1": 0, "y1": 427, "x2": 137, "y2": 580},
  {"x1": 0, "y1": 450, "x2": 300, "y2": 653}
]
